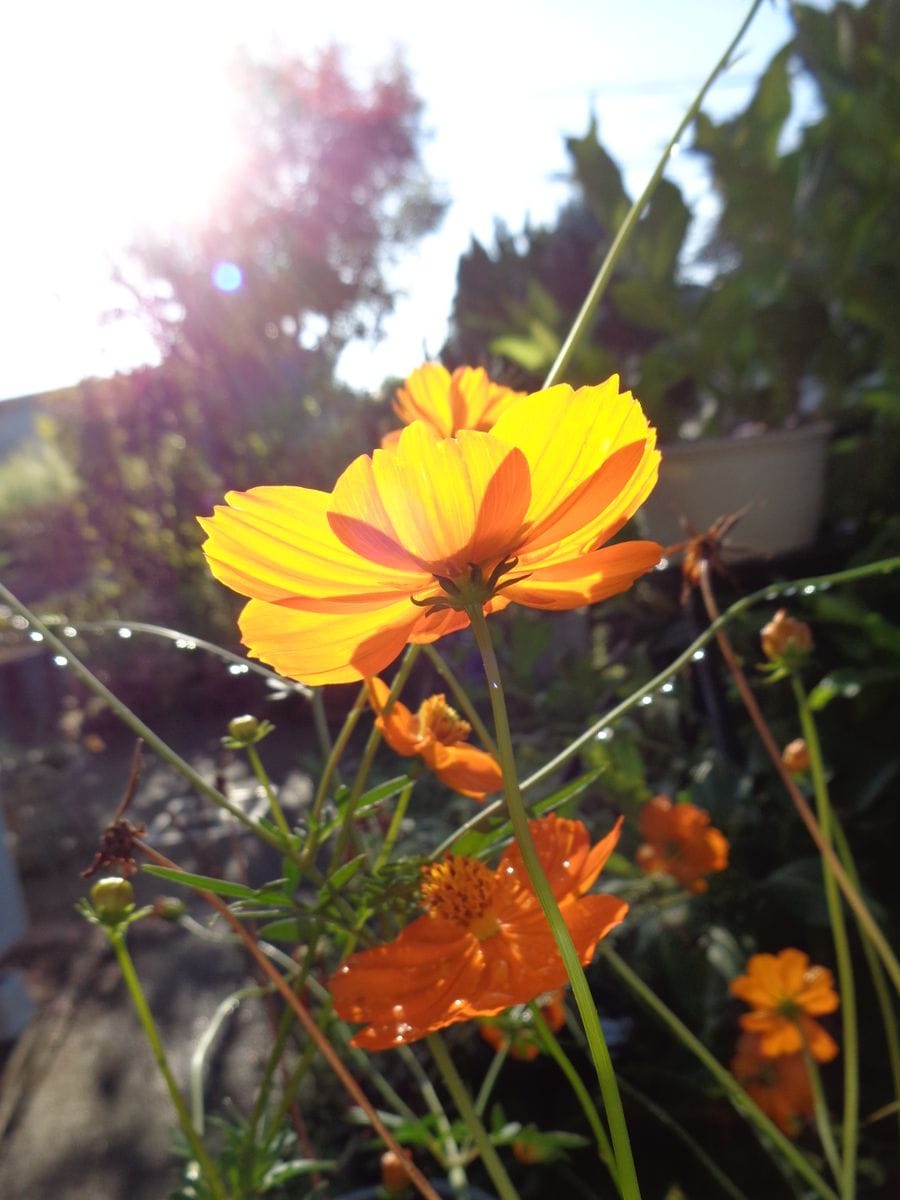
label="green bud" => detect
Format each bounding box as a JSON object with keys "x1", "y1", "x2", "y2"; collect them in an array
[
  {"x1": 90, "y1": 876, "x2": 134, "y2": 919},
  {"x1": 152, "y1": 896, "x2": 187, "y2": 922},
  {"x1": 227, "y1": 714, "x2": 260, "y2": 742}
]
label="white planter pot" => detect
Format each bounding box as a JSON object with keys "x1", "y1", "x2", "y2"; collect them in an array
[{"x1": 637, "y1": 423, "x2": 832, "y2": 559}]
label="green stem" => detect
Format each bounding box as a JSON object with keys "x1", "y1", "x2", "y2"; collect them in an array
[
  {"x1": 473, "y1": 1040, "x2": 510, "y2": 1119},
  {"x1": 832, "y1": 818, "x2": 900, "y2": 1142},
  {"x1": 0, "y1": 584, "x2": 283, "y2": 851},
  {"x1": 373, "y1": 780, "x2": 415, "y2": 873},
  {"x1": 427, "y1": 1033, "x2": 522, "y2": 1200},
  {"x1": 542, "y1": 0, "x2": 766, "y2": 388},
  {"x1": 329, "y1": 644, "x2": 421, "y2": 870},
  {"x1": 246, "y1": 744, "x2": 294, "y2": 843},
  {"x1": 309, "y1": 683, "x2": 369, "y2": 827},
  {"x1": 792, "y1": 677, "x2": 859, "y2": 1199},
  {"x1": 422, "y1": 643, "x2": 499, "y2": 755},
  {"x1": 466, "y1": 605, "x2": 642, "y2": 1200},
  {"x1": 529, "y1": 1002, "x2": 620, "y2": 1193},
  {"x1": 190, "y1": 986, "x2": 262, "y2": 1134},
  {"x1": 398, "y1": 1044, "x2": 469, "y2": 1193},
  {"x1": 803, "y1": 1045, "x2": 843, "y2": 1188},
  {"x1": 109, "y1": 931, "x2": 230, "y2": 1200},
  {"x1": 602, "y1": 946, "x2": 838, "y2": 1200},
  {"x1": 309, "y1": 687, "x2": 336, "y2": 766},
  {"x1": 697, "y1": 564, "x2": 900, "y2": 996},
  {"x1": 615, "y1": 1074, "x2": 751, "y2": 1200}
]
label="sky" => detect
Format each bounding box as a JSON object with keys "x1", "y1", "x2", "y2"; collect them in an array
[{"x1": 0, "y1": 0, "x2": 809, "y2": 402}]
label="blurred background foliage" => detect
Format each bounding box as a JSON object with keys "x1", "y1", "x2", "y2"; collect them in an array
[{"x1": 1, "y1": 0, "x2": 898, "y2": 642}]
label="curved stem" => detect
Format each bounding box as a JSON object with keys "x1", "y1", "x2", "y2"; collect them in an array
[
  {"x1": 422, "y1": 643, "x2": 498, "y2": 754},
  {"x1": 0, "y1": 584, "x2": 283, "y2": 850},
  {"x1": 466, "y1": 605, "x2": 641, "y2": 1200},
  {"x1": 803, "y1": 1045, "x2": 843, "y2": 1188},
  {"x1": 110, "y1": 931, "x2": 230, "y2": 1200},
  {"x1": 697, "y1": 563, "x2": 900, "y2": 994},
  {"x1": 792, "y1": 677, "x2": 858, "y2": 1198},
  {"x1": 398, "y1": 1043, "x2": 469, "y2": 1193},
  {"x1": 529, "y1": 1002, "x2": 619, "y2": 1192},
  {"x1": 310, "y1": 683, "x2": 369, "y2": 827},
  {"x1": 543, "y1": 0, "x2": 766, "y2": 388},
  {"x1": 427, "y1": 1033, "x2": 522, "y2": 1200},
  {"x1": 602, "y1": 946, "x2": 838, "y2": 1200},
  {"x1": 246, "y1": 744, "x2": 294, "y2": 843}
]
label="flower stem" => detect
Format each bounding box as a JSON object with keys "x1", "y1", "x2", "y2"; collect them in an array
[
  {"x1": 529, "y1": 1002, "x2": 620, "y2": 1193},
  {"x1": 373, "y1": 780, "x2": 415, "y2": 872},
  {"x1": 422, "y1": 643, "x2": 499, "y2": 755},
  {"x1": 803, "y1": 1045, "x2": 843, "y2": 1188},
  {"x1": 309, "y1": 683, "x2": 369, "y2": 827},
  {"x1": 108, "y1": 930, "x2": 230, "y2": 1200},
  {"x1": 0, "y1": 584, "x2": 284, "y2": 851},
  {"x1": 246, "y1": 744, "x2": 294, "y2": 843},
  {"x1": 543, "y1": 0, "x2": 765, "y2": 388},
  {"x1": 697, "y1": 563, "x2": 900, "y2": 995},
  {"x1": 466, "y1": 605, "x2": 642, "y2": 1200},
  {"x1": 791, "y1": 676, "x2": 859, "y2": 1198},
  {"x1": 602, "y1": 946, "x2": 839, "y2": 1200},
  {"x1": 427, "y1": 1033, "x2": 522, "y2": 1200},
  {"x1": 398, "y1": 1043, "x2": 469, "y2": 1194}
]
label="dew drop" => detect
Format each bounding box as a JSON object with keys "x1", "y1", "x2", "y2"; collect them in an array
[
  {"x1": 228, "y1": 663, "x2": 249, "y2": 675},
  {"x1": 340, "y1": 965, "x2": 350, "y2": 975},
  {"x1": 62, "y1": 625, "x2": 77, "y2": 638},
  {"x1": 783, "y1": 587, "x2": 797, "y2": 597},
  {"x1": 53, "y1": 655, "x2": 67, "y2": 667},
  {"x1": 503, "y1": 864, "x2": 515, "y2": 875},
  {"x1": 661, "y1": 681, "x2": 675, "y2": 694},
  {"x1": 691, "y1": 649, "x2": 706, "y2": 662},
  {"x1": 640, "y1": 694, "x2": 653, "y2": 706},
  {"x1": 489, "y1": 680, "x2": 499, "y2": 690},
  {"x1": 450, "y1": 998, "x2": 465, "y2": 1009},
  {"x1": 561, "y1": 859, "x2": 571, "y2": 870},
  {"x1": 802, "y1": 585, "x2": 816, "y2": 595},
  {"x1": 595, "y1": 728, "x2": 612, "y2": 741},
  {"x1": 392, "y1": 1004, "x2": 405, "y2": 1018},
  {"x1": 655, "y1": 556, "x2": 670, "y2": 571},
  {"x1": 28, "y1": 631, "x2": 43, "y2": 642},
  {"x1": 117, "y1": 627, "x2": 132, "y2": 639}
]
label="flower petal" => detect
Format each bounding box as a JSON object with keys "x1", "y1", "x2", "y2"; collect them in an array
[
  {"x1": 502, "y1": 541, "x2": 662, "y2": 610},
  {"x1": 422, "y1": 742, "x2": 503, "y2": 800},
  {"x1": 199, "y1": 486, "x2": 425, "y2": 601},
  {"x1": 366, "y1": 678, "x2": 421, "y2": 756},
  {"x1": 238, "y1": 596, "x2": 420, "y2": 684}
]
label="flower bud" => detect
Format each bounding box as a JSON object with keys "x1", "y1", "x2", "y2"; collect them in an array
[
  {"x1": 782, "y1": 738, "x2": 811, "y2": 774},
  {"x1": 227, "y1": 714, "x2": 260, "y2": 743},
  {"x1": 380, "y1": 1149, "x2": 413, "y2": 1195},
  {"x1": 761, "y1": 610, "x2": 813, "y2": 665},
  {"x1": 153, "y1": 896, "x2": 187, "y2": 922},
  {"x1": 90, "y1": 876, "x2": 134, "y2": 919}
]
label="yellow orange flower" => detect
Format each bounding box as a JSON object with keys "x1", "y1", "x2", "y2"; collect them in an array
[
  {"x1": 730, "y1": 1031, "x2": 814, "y2": 1137},
  {"x1": 730, "y1": 948, "x2": 839, "y2": 1062},
  {"x1": 383, "y1": 362, "x2": 526, "y2": 445},
  {"x1": 636, "y1": 796, "x2": 729, "y2": 893},
  {"x1": 761, "y1": 609, "x2": 813, "y2": 665},
  {"x1": 479, "y1": 990, "x2": 566, "y2": 1061},
  {"x1": 199, "y1": 376, "x2": 662, "y2": 685},
  {"x1": 366, "y1": 677, "x2": 502, "y2": 800},
  {"x1": 327, "y1": 814, "x2": 628, "y2": 1050}
]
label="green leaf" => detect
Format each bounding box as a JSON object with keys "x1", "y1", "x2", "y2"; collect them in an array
[
  {"x1": 260, "y1": 1159, "x2": 335, "y2": 1190},
  {"x1": 340, "y1": 775, "x2": 411, "y2": 820},
  {"x1": 320, "y1": 853, "x2": 368, "y2": 896},
  {"x1": 142, "y1": 866, "x2": 289, "y2": 906}
]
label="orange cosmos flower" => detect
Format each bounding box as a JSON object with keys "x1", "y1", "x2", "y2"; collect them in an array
[
  {"x1": 198, "y1": 376, "x2": 662, "y2": 685},
  {"x1": 382, "y1": 361, "x2": 526, "y2": 445},
  {"x1": 479, "y1": 990, "x2": 566, "y2": 1061},
  {"x1": 730, "y1": 948, "x2": 840, "y2": 1062},
  {"x1": 367, "y1": 677, "x2": 502, "y2": 800},
  {"x1": 327, "y1": 814, "x2": 628, "y2": 1050},
  {"x1": 636, "y1": 796, "x2": 729, "y2": 893},
  {"x1": 730, "y1": 1031, "x2": 814, "y2": 1137}
]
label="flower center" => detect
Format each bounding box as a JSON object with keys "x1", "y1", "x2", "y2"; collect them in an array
[
  {"x1": 421, "y1": 856, "x2": 501, "y2": 939},
  {"x1": 776, "y1": 996, "x2": 801, "y2": 1020},
  {"x1": 417, "y1": 695, "x2": 470, "y2": 746}
]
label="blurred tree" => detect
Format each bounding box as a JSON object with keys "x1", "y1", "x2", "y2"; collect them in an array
[
  {"x1": 10, "y1": 46, "x2": 443, "y2": 641},
  {"x1": 118, "y1": 46, "x2": 444, "y2": 371}
]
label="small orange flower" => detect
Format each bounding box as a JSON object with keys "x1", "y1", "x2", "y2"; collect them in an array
[
  {"x1": 636, "y1": 796, "x2": 729, "y2": 893},
  {"x1": 479, "y1": 990, "x2": 566, "y2": 1061},
  {"x1": 730, "y1": 948, "x2": 839, "y2": 1062},
  {"x1": 761, "y1": 609, "x2": 813, "y2": 665},
  {"x1": 327, "y1": 814, "x2": 628, "y2": 1050},
  {"x1": 782, "y1": 738, "x2": 811, "y2": 774},
  {"x1": 199, "y1": 376, "x2": 661, "y2": 685},
  {"x1": 730, "y1": 1031, "x2": 814, "y2": 1137},
  {"x1": 383, "y1": 362, "x2": 526, "y2": 445},
  {"x1": 366, "y1": 677, "x2": 502, "y2": 800}
]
